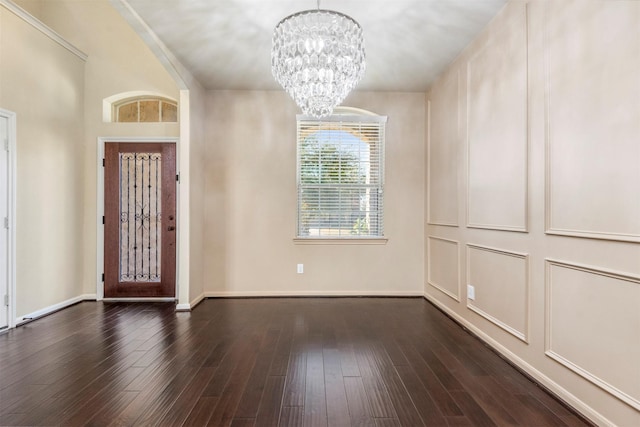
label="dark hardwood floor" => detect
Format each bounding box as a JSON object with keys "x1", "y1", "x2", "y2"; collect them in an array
[{"x1": 0, "y1": 298, "x2": 592, "y2": 426}]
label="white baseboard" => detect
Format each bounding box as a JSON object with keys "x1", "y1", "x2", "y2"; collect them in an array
[
  {"x1": 179, "y1": 291, "x2": 419, "y2": 311},
  {"x1": 186, "y1": 293, "x2": 206, "y2": 310},
  {"x1": 174, "y1": 293, "x2": 206, "y2": 312},
  {"x1": 204, "y1": 290, "x2": 424, "y2": 298},
  {"x1": 15, "y1": 294, "x2": 96, "y2": 326},
  {"x1": 175, "y1": 303, "x2": 191, "y2": 311},
  {"x1": 101, "y1": 297, "x2": 176, "y2": 302},
  {"x1": 423, "y1": 292, "x2": 610, "y2": 427}
]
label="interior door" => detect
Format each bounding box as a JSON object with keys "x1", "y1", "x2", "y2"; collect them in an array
[
  {"x1": 104, "y1": 142, "x2": 176, "y2": 298},
  {"x1": 0, "y1": 115, "x2": 8, "y2": 328}
]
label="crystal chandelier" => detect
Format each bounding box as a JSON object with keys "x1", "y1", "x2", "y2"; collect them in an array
[{"x1": 271, "y1": 2, "x2": 365, "y2": 118}]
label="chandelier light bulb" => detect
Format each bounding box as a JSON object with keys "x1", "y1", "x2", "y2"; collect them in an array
[{"x1": 271, "y1": 8, "x2": 366, "y2": 118}]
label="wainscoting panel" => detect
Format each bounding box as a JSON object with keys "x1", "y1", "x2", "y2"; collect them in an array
[
  {"x1": 546, "y1": 259, "x2": 640, "y2": 410},
  {"x1": 466, "y1": 5, "x2": 528, "y2": 232},
  {"x1": 427, "y1": 69, "x2": 459, "y2": 227},
  {"x1": 427, "y1": 236, "x2": 460, "y2": 301},
  {"x1": 467, "y1": 244, "x2": 528, "y2": 342},
  {"x1": 545, "y1": 0, "x2": 640, "y2": 242}
]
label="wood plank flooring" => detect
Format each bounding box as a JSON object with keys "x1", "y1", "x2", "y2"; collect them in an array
[{"x1": 0, "y1": 298, "x2": 592, "y2": 426}]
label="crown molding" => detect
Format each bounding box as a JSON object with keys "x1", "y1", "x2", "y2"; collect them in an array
[{"x1": 0, "y1": 0, "x2": 88, "y2": 61}]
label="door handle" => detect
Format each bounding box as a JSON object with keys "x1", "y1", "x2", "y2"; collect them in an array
[{"x1": 168, "y1": 226, "x2": 175, "y2": 231}]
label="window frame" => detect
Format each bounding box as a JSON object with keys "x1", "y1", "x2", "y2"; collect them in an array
[
  {"x1": 295, "y1": 109, "x2": 388, "y2": 243},
  {"x1": 102, "y1": 92, "x2": 178, "y2": 123},
  {"x1": 113, "y1": 96, "x2": 178, "y2": 123}
]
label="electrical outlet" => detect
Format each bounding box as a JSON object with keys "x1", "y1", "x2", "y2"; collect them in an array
[
  {"x1": 467, "y1": 285, "x2": 475, "y2": 300},
  {"x1": 297, "y1": 264, "x2": 304, "y2": 274}
]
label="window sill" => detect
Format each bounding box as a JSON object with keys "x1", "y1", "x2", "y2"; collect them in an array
[{"x1": 293, "y1": 238, "x2": 388, "y2": 245}]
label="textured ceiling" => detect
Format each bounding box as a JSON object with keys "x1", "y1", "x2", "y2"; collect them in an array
[{"x1": 123, "y1": 0, "x2": 508, "y2": 92}]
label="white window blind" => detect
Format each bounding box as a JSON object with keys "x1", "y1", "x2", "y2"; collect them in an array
[{"x1": 297, "y1": 113, "x2": 387, "y2": 238}]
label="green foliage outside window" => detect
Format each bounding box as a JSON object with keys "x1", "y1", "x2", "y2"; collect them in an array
[{"x1": 299, "y1": 133, "x2": 373, "y2": 236}]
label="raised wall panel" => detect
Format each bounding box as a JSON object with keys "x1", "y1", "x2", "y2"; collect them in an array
[
  {"x1": 427, "y1": 237, "x2": 460, "y2": 301},
  {"x1": 546, "y1": 0, "x2": 640, "y2": 242},
  {"x1": 466, "y1": 5, "x2": 528, "y2": 232},
  {"x1": 546, "y1": 260, "x2": 640, "y2": 410},
  {"x1": 427, "y1": 70, "x2": 459, "y2": 226},
  {"x1": 467, "y1": 245, "x2": 528, "y2": 342}
]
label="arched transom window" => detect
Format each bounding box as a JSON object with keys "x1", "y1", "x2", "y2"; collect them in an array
[{"x1": 113, "y1": 96, "x2": 178, "y2": 123}]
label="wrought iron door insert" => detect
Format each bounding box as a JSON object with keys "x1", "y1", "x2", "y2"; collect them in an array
[{"x1": 104, "y1": 143, "x2": 176, "y2": 298}]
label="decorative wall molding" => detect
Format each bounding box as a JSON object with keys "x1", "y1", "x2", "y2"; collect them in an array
[
  {"x1": 467, "y1": 223, "x2": 528, "y2": 233},
  {"x1": 427, "y1": 236, "x2": 460, "y2": 302},
  {"x1": 545, "y1": 227, "x2": 640, "y2": 244},
  {"x1": 465, "y1": 5, "x2": 529, "y2": 233},
  {"x1": 545, "y1": 259, "x2": 640, "y2": 410},
  {"x1": 467, "y1": 304, "x2": 527, "y2": 342},
  {"x1": 0, "y1": 0, "x2": 88, "y2": 61},
  {"x1": 427, "y1": 220, "x2": 459, "y2": 228},
  {"x1": 543, "y1": 2, "x2": 640, "y2": 243},
  {"x1": 426, "y1": 69, "x2": 460, "y2": 227},
  {"x1": 466, "y1": 244, "x2": 529, "y2": 342},
  {"x1": 423, "y1": 293, "x2": 611, "y2": 427},
  {"x1": 466, "y1": 244, "x2": 528, "y2": 260}
]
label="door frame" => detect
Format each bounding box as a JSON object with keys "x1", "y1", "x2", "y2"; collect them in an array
[
  {"x1": 0, "y1": 109, "x2": 17, "y2": 329},
  {"x1": 97, "y1": 137, "x2": 180, "y2": 301}
]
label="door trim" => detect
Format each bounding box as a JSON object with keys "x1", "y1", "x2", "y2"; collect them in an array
[
  {"x1": 0, "y1": 109, "x2": 17, "y2": 329},
  {"x1": 97, "y1": 137, "x2": 179, "y2": 301}
]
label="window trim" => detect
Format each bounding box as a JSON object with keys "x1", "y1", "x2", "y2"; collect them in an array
[
  {"x1": 113, "y1": 97, "x2": 178, "y2": 123},
  {"x1": 102, "y1": 91, "x2": 178, "y2": 123},
  {"x1": 295, "y1": 110, "x2": 388, "y2": 241},
  {"x1": 293, "y1": 237, "x2": 388, "y2": 245}
]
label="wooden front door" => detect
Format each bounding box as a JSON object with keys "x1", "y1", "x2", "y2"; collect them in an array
[{"x1": 104, "y1": 142, "x2": 176, "y2": 298}]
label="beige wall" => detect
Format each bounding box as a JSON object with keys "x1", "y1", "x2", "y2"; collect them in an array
[
  {"x1": 205, "y1": 90, "x2": 425, "y2": 296},
  {"x1": 29, "y1": 0, "x2": 181, "y2": 296},
  {"x1": 0, "y1": 6, "x2": 86, "y2": 317},
  {"x1": 11, "y1": 0, "x2": 41, "y2": 19},
  {"x1": 99, "y1": 0, "x2": 209, "y2": 308},
  {"x1": 425, "y1": 1, "x2": 640, "y2": 425},
  {"x1": 4, "y1": 1, "x2": 638, "y2": 423},
  {"x1": 3, "y1": 0, "x2": 183, "y2": 315},
  {"x1": 183, "y1": 84, "x2": 207, "y2": 307}
]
